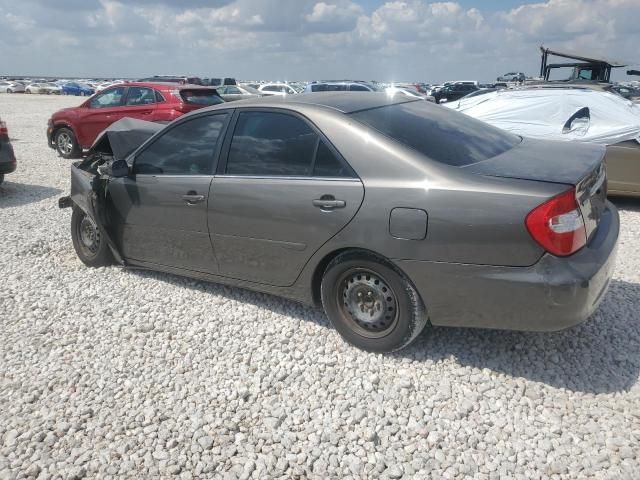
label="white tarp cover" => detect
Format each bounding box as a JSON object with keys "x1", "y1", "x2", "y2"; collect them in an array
[{"x1": 445, "y1": 88, "x2": 640, "y2": 145}]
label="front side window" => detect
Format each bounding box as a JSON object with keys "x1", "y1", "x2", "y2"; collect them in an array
[
  {"x1": 226, "y1": 112, "x2": 318, "y2": 176},
  {"x1": 126, "y1": 87, "x2": 156, "y2": 106},
  {"x1": 350, "y1": 84, "x2": 369, "y2": 92},
  {"x1": 134, "y1": 114, "x2": 228, "y2": 175},
  {"x1": 90, "y1": 87, "x2": 126, "y2": 108},
  {"x1": 351, "y1": 100, "x2": 520, "y2": 166}
]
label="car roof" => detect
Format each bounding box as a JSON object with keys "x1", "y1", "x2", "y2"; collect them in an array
[
  {"x1": 109, "y1": 81, "x2": 214, "y2": 90},
  {"x1": 200, "y1": 92, "x2": 416, "y2": 114}
]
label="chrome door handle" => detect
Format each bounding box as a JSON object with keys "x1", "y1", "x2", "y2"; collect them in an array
[
  {"x1": 182, "y1": 194, "x2": 205, "y2": 205},
  {"x1": 313, "y1": 198, "x2": 346, "y2": 210}
]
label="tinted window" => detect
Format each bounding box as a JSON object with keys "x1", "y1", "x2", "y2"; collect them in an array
[
  {"x1": 313, "y1": 141, "x2": 352, "y2": 177},
  {"x1": 90, "y1": 87, "x2": 125, "y2": 108},
  {"x1": 351, "y1": 101, "x2": 520, "y2": 166},
  {"x1": 225, "y1": 86, "x2": 242, "y2": 94},
  {"x1": 311, "y1": 84, "x2": 328, "y2": 92},
  {"x1": 326, "y1": 84, "x2": 348, "y2": 91},
  {"x1": 126, "y1": 87, "x2": 156, "y2": 106},
  {"x1": 226, "y1": 112, "x2": 318, "y2": 176},
  {"x1": 350, "y1": 84, "x2": 369, "y2": 92},
  {"x1": 134, "y1": 114, "x2": 227, "y2": 175},
  {"x1": 179, "y1": 89, "x2": 223, "y2": 105},
  {"x1": 262, "y1": 86, "x2": 279, "y2": 92}
]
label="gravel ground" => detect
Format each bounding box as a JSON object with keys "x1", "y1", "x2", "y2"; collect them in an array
[{"x1": 1, "y1": 93, "x2": 640, "y2": 480}]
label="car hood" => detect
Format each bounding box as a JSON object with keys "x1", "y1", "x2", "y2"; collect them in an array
[{"x1": 89, "y1": 117, "x2": 164, "y2": 161}]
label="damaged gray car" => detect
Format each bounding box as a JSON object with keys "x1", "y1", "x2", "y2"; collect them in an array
[{"x1": 60, "y1": 93, "x2": 619, "y2": 352}]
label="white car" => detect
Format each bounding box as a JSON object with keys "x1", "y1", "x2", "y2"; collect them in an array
[
  {"x1": 385, "y1": 86, "x2": 435, "y2": 102},
  {"x1": 0, "y1": 81, "x2": 26, "y2": 93},
  {"x1": 25, "y1": 83, "x2": 62, "y2": 94},
  {"x1": 257, "y1": 83, "x2": 299, "y2": 96}
]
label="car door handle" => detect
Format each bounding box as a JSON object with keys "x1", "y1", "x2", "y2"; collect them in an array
[
  {"x1": 313, "y1": 197, "x2": 346, "y2": 210},
  {"x1": 182, "y1": 193, "x2": 205, "y2": 205}
]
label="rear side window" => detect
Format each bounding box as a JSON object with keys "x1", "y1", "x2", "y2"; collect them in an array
[
  {"x1": 179, "y1": 89, "x2": 224, "y2": 106},
  {"x1": 126, "y1": 87, "x2": 156, "y2": 106},
  {"x1": 350, "y1": 101, "x2": 520, "y2": 166},
  {"x1": 350, "y1": 84, "x2": 369, "y2": 92},
  {"x1": 226, "y1": 112, "x2": 318, "y2": 176},
  {"x1": 134, "y1": 114, "x2": 228, "y2": 175}
]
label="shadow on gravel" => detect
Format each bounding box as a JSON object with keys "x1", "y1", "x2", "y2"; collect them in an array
[
  {"x1": 610, "y1": 196, "x2": 640, "y2": 212},
  {"x1": 129, "y1": 267, "x2": 639, "y2": 395},
  {"x1": 0, "y1": 181, "x2": 62, "y2": 209},
  {"x1": 400, "y1": 279, "x2": 640, "y2": 394}
]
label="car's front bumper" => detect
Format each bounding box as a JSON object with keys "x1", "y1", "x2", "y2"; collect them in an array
[{"x1": 395, "y1": 202, "x2": 619, "y2": 331}]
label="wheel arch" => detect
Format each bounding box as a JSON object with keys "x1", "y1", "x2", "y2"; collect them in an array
[{"x1": 310, "y1": 246, "x2": 418, "y2": 308}]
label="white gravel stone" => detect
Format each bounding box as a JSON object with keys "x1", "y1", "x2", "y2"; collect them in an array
[{"x1": 1, "y1": 94, "x2": 640, "y2": 479}]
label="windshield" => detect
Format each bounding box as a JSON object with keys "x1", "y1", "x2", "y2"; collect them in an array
[{"x1": 350, "y1": 100, "x2": 521, "y2": 166}]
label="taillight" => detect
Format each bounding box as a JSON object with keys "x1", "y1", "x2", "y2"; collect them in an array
[
  {"x1": 0, "y1": 121, "x2": 7, "y2": 135},
  {"x1": 525, "y1": 188, "x2": 587, "y2": 257}
]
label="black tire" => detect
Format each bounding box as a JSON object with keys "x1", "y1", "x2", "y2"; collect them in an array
[
  {"x1": 54, "y1": 127, "x2": 81, "y2": 159},
  {"x1": 71, "y1": 208, "x2": 113, "y2": 267},
  {"x1": 0, "y1": 174, "x2": 4, "y2": 185},
  {"x1": 321, "y1": 250, "x2": 427, "y2": 353}
]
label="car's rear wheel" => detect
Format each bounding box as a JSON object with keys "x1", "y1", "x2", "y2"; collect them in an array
[
  {"x1": 54, "y1": 127, "x2": 81, "y2": 159},
  {"x1": 321, "y1": 250, "x2": 427, "y2": 352},
  {"x1": 71, "y1": 208, "x2": 113, "y2": 267}
]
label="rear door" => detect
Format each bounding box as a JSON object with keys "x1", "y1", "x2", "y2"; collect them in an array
[
  {"x1": 117, "y1": 86, "x2": 158, "y2": 121},
  {"x1": 209, "y1": 109, "x2": 364, "y2": 286},
  {"x1": 76, "y1": 86, "x2": 127, "y2": 147},
  {"x1": 108, "y1": 112, "x2": 231, "y2": 273}
]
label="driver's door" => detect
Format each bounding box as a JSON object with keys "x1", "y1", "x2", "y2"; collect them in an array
[
  {"x1": 76, "y1": 86, "x2": 127, "y2": 147},
  {"x1": 108, "y1": 112, "x2": 231, "y2": 273}
]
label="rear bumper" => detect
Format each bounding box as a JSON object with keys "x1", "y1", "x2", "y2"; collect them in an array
[
  {"x1": 0, "y1": 142, "x2": 16, "y2": 174},
  {"x1": 395, "y1": 202, "x2": 619, "y2": 331}
]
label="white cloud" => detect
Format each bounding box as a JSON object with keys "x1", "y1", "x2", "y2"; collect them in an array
[{"x1": 0, "y1": 0, "x2": 638, "y2": 82}]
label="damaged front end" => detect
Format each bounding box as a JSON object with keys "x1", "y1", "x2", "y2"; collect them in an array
[{"x1": 58, "y1": 117, "x2": 164, "y2": 265}]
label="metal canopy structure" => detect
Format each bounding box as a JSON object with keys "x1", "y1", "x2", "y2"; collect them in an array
[{"x1": 540, "y1": 46, "x2": 627, "y2": 82}]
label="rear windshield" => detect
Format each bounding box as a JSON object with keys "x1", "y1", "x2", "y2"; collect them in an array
[
  {"x1": 179, "y1": 89, "x2": 224, "y2": 106},
  {"x1": 350, "y1": 100, "x2": 520, "y2": 166}
]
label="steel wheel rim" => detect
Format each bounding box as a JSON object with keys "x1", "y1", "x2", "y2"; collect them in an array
[
  {"x1": 78, "y1": 215, "x2": 100, "y2": 255},
  {"x1": 336, "y1": 268, "x2": 399, "y2": 339},
  {"x1": 57, "y1": 132, "x2": 73, "y2": 155}
]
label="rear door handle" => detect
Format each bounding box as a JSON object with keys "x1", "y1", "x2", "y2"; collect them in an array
[
  {"x1": 313, "y1": 197, "x2": 346, "y2": 210},
  {"x1": 182, "y1": 192, "x2": 205, "y2": 205}
]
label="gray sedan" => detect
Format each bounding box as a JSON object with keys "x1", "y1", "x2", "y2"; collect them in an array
[{"x1": 60, "y1": 93, "x2": 619, "y2": 352}]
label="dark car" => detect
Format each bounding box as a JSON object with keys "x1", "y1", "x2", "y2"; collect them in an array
[
  {"x1": 432, "y1": 83, "x2": 479, "y2": 104},
  {"x1": 47, "y1": 82, "x2": 224, "y2": 158},
  {"x1": 60, "y1": 93, "x2": 619, "y2": 353},
  {"x1": 0, "y1": 118, "x2": 17, "y2": 185}
]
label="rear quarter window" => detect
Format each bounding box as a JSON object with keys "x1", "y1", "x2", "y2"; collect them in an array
[{"x1": 350, "y1": 101, "x2": 520, "y2": 166}]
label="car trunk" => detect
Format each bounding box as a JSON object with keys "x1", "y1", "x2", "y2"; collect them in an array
[{"x1": 463, "y1": 137, "x2": 608, "y2": 242}]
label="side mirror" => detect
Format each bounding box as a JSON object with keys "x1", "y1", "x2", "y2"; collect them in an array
[{"x1": 99, "y1": 159, "x2": 129, "y2": 177}]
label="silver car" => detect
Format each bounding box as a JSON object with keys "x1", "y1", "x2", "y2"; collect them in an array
[{"x1": 60, "y1": 93, "x2": 619, "y2": 352}]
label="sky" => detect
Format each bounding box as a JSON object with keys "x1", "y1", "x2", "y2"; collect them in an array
[{"x1": 0, "y1": 0, "x2": 638, "y2": 83}]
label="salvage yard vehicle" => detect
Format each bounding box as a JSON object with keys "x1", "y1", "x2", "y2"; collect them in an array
[
  {"x1": 0, "y1": 81, "x2": 25, "y2": 93},
  {"x1": 446, "y1": 87, "x2": 640, "y2": 196},
  {"x1": 216, "y1": 84, "x2": 263, "y2": 102},
  {"x1": 26, "y1": 82, "x2": 62, "y2": 94},
  {"x1": 61, "y1": 82, "x2": 95, "y2": 96},
  {"x1": 47, "y1": 82, "x2": 224, "y2": 159},
  {"x1": 0, "y1": 118, "x2": 16, "y2": 185},
  {"x1": 59, "y1": 93, "x2": 619, "y2": 352}
]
